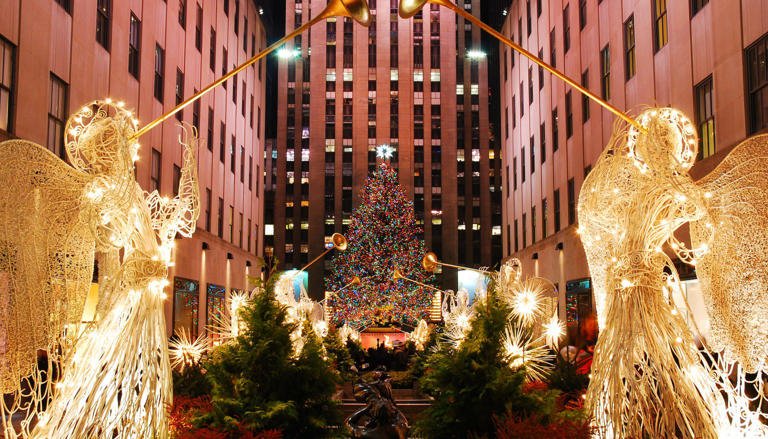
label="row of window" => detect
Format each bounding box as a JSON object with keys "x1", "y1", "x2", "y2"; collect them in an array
[{"x1": 511, "y1": 180, "x2": 575, "y2": 252}]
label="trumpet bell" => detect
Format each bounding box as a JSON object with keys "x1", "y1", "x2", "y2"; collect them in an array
[
  {"x1": 422, "y1": 252, "x2": 439, "y2": 272},
  {"x1": 333, "y1": 0, "x2": 372, "y2": 26},
  {"x1": 350, "y1": 275, "x2": 362, "y2": 286},
  {"x1": 332, "y1": 233, "x2": 348, "y2": 251},
  {"x1": 399, "y1": 0, "x2": 429, "y2": 18},
  {"x1": 393, "y1": 268, "x2": 405, "y2": 280}
]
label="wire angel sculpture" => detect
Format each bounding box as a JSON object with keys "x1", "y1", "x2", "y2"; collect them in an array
[
  {"x1": 0, "y1": 100, "x2": 199, "y2": 438},
  {"x1": 578, "y1": 108, "x2": 767, "y2": 438}
]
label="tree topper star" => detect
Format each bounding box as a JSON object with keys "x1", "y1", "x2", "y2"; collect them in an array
[{"x1": 376, "y1": 144, "x2": 396, "y2": 160}]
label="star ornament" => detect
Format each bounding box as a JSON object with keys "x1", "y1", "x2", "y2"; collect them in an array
[{"x1": 376, "y1": 144, "x2": 396, "y2": 160}]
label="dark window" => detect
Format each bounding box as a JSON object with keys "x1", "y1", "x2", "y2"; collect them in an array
[
  {"x1": 222, "y1": 48, "x2": 227, "y2": 87},
  {"x1": 195, "y1": 4, "x2": 203, "y2": 51},
  {"x1": 178, "y1": 0, "x2": 187, "y2": 28},
  {"x1": 240, "y1": 146, "x2": 245, "y2": 182},
  {"x1": 691, "y1": 0, "x2": 709, "y2": 16},
  {"x1": 600, "y1": 44, "x2": 610, "y2": 100},
  {"x1": 0, "y1": 37, "x2": 16, "y2": 133},
  {"x1": 207, "y1": 107, "x2": 213, "y2": 151},
  {"x1": 47, "y1": 74, "x2": 68, "y2": 158},
  {"x1": 567, "y1": 178, "x2": 576, "y2": 225},
  {"x1": 529, "y1": 136, "x2": 535, "y2": 175},
  {"x1": 522, "y1": 213, "x2": 527, "y2": 248},
  {"x1": 531, "y1": 205, "x2": 536, "y2": 243},
  {"x1": 241, "y1": 81, "x2": 246, "y2": 116},
  {"x1": 96, "y1": 0, "x2": 111, "y2": 50},
  {"x1": 538, "y1": 48, "x2": 544, "y2": 89},
  {"x1": 250, "y1": 95, "x2": 255, "y2": 128},
  {"x1": 579, "y1": 0, "x2": 587, "y2": 29},
  {"x1": 528, "y1": 67, "x2": 534, "y2": 104},
  {"x1": 653, "y1": 0, "x2": 668, "y2": 52},
  {"x1": 581, "y1": 70, "x2": 590, "y2": 121},
  {"x1": 192, "y1": 89, "x2": 200, "y2": 127},
  {"x1": 151, "y1": 149, "x2": 161, "y2": 192},
  {"x1": 217, "y1": 197, "x2": 224, "y2": 238},
  {"x1": 550, "y1": 28, "x2": 556, "y2": 68},
  {"x1": 205, "y1": 188, "x2": 212, "y2": 231},
  {"x1": 234, "y1": 1, "x2": 240, "y2": 35},
  {"x1": 554, "y1": 189, "x2": 561, "y2": 232},
  {"x1": 540, "y1": 122, "x2": 546, "y2": 163},
  {"x1": 175, "y1": 69, "x2": 184, "y2": 121},
  {"x1": 747, "y1": 33, "x2": 768, "y2": 134},
  {"x1": 232, "y1": 76, "x2": 237, "y2": 104},
  {"x1": 230, "y1": 135, "x2": 236, "y2": 173},
  {"x1": 129, "y1": 14, "x2": 141, "y2": 78},
  {"x1": 513, "y1": 157, "x2": 518, "y2": 190},
  {"x1": 223, "y1": 0, "x2": 229, "y2": 16},
  {"x1": 695, "y1": 75, "x2": 715, "y2": 159},
  {"x1": 526, "y1": 0, "x2": 531, "y2": 36},
  {"x1": 565, "y1": 91, "x2": 573, "y2": 138},
  {"x1": 563, "y1": 5, "x2": 570, "y2": 53},
  {"x1": 514, "y1": 218, "x2": 519, "y2": 252},
  {"x1": 537, "y1": 0, "x2": 542, "y2": 16},
  {"x1": 209, "y1": 29, "x2": 216, "y2": 71},
  {"x1": 552, "y1": 108, "x2": 559, "y2": 152},
  {"x1": 219, "y1": 122, "x2": 225, "y2": 162},
  {"x1": 55, "y1": 0, "x2": 72, "y2": 13},
  {"x1": 521, "y1": 147, "x2": 526, "y2": 182},
  {"x1": 243, "y1": 18, "x2": 248, "y2": 51},
  {"x1": 541, "y1": 198, "x2": 548, "y2": 238},
  {"x1": 173, "y1": 164, "x2": 181, "y2": 195},
  {"x1": 624, "y1": 15, "x2": 636, "y2": 80},
  {"x1": 505, "y1": 107, "x2": 509, "y2": 138},
  {"x1": 154, "y1": 44, "x2": 165, "y2": 101}
]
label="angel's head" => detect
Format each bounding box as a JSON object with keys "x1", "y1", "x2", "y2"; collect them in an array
[
  {"x1": 626, "y1": 108, "x2": 698, "y2": 174},
  {"x1": 64, "y1": 100, "x2": 138, "y2": 177}
]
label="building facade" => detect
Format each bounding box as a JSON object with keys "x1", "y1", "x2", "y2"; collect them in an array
[
  {"x1": 500, "y1": 0, "x2": 768, "y2": 337},
  {"x1": 0, "y1": 0, "x2": 267, "y2": 338},
  {"x1": 267, "y1": 0, "x2": 503, "y2": 298}
]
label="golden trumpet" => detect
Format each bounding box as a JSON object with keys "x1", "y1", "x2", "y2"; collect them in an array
[
  {"x1": 421, "y1": 251, "x2": 493, "y2": 275},
  {"x1": 393, "y1": 267, "x2": 442, "y2": 291},
  {"x1": 398, "y1": 0, "x2": 641, "y2": 130},
  {"x1": 298, "y1": 233, "x2": 349, "y2": 272},
  {"x1": 131, "y1": 0, "x2": 371, "y2": 140},
  {"x1": 350, "y1": 275, "x2": 362, "y2": 286}
]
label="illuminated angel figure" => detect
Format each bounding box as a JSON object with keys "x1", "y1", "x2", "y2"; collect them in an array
[
  {"x1": 25, "y1": 101, "x2": 200, "y2": 438},
  {"x1": 0, "y1": 101, "x2": 147, "y2": 437},
  {"x1": 579, "y1": 108, "x2": 743, "y2": 438}
]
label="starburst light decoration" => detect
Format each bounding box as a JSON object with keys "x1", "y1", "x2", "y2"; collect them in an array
[
  {"x1": 169, "y1": 329, "x2": 208, "y2": 373},
  {"x1": 501, "y1": 324, "x2": 554, "y2": 383}
]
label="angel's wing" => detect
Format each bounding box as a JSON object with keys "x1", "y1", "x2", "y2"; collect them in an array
[
  {"x1": 0, "y1": 140, "x2": 93, "y2": 393},
  {"x1": 691, "y1": 134, "x2": 768, "y2": 371}
]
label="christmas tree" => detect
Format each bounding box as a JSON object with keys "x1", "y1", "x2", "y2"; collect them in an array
[{"x1": 327, "y1": 162, "x2": 435, "y2": 328}]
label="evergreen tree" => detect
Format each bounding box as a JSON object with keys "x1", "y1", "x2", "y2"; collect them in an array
[
  {"x1": 199, "y1": 287, "x2": 341, "y2": 437},
  {"x1": 416, "y1": 292, "x2": 542, "y2": 438},
  {"x1": 327, "y1": 162, "x2": 435, "y2": 327},
  {"x1": 322, "y1": 325, "x2": 355, "y2": 380}
]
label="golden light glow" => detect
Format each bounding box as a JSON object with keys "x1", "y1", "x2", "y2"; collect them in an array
[
  {"x1": 169, "y1": 329, "x2": 208, "y2": 373},
  {"x1": 579, "y1": 108, "x2": 768, "y2": 437},
  {"x1": 501, "y1": 325, "x2": 554, "y2": 382},
  {"x1": 542, "y1": 314, "x2": 565, "y2": 348}
]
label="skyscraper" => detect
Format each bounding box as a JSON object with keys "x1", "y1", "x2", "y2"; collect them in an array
[
  {"x1": 500, "y1": 0, "x2": 768, "y2": 336},
  {"x1": 0, "y1": 0, "x2": 267, "y2": 337},
  {"x1": 267, "y1": 0, "x2": 502, "y2": 298}
]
